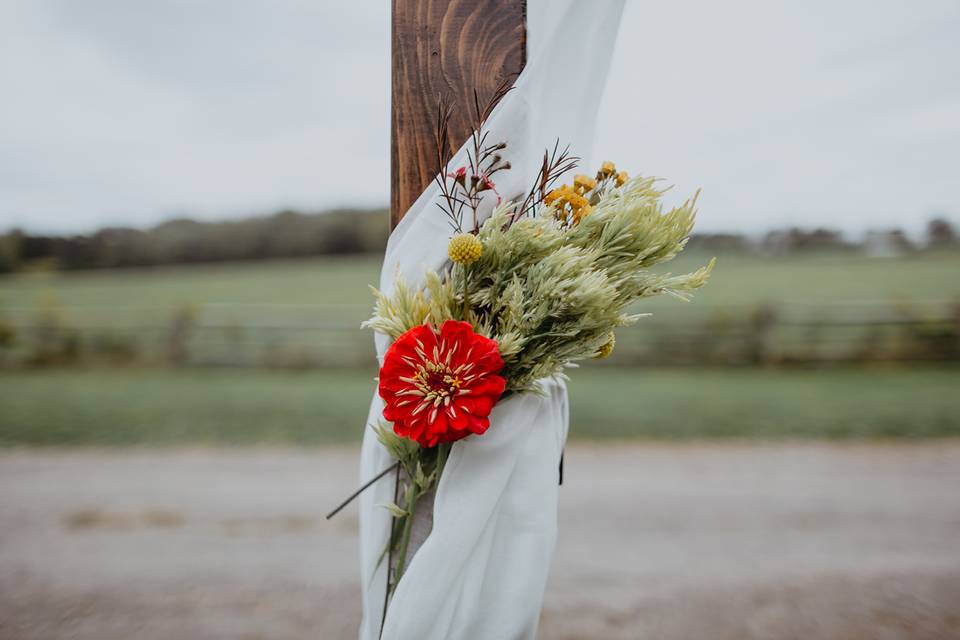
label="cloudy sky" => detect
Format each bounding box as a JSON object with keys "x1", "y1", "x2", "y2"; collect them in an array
[{"x1": 1, "y1": 0, "x2": 958, "y2": 234}]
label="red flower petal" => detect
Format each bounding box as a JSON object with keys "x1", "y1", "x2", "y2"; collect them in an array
[{"x1": 378, "y1": 321, "x2": 506, "y2": 448}]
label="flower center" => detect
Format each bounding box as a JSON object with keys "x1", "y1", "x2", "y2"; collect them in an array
[
  {"x1": 396, "y1": 347, "x2": 479, "y2": 416},
  {"x1": 414, "y1": 363, "x2": 462, "y2": 405}
]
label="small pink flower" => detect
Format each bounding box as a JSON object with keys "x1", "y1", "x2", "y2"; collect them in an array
[
  {"x1": 448, "y1": 166, "x2": 467, "y2": 186},
  {"x1": 477, "y1": 173, "x2": 502, "y2": 204}
]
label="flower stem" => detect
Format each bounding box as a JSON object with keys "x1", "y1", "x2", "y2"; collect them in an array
[
  {"x1": 461, "y1": 265, "x2": 470, "y2": 321},
  {"x1": 393, "y1": 481, "x2": 420, "y2": 581},
  {"x1": 382, "y1": 443, "x2": 451, "y2": 617},
  {"x1": 380, "y1": 462, "x2": 402, "y2": 637}
]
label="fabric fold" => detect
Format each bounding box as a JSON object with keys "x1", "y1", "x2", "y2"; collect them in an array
[{"x1": 359, "y1": 2, "x2": 625, "y2": 638}]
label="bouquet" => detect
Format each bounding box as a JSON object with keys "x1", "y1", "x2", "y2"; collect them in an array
[{"x1": 343, "y1": 90, "x2": 713, "y2": 604}]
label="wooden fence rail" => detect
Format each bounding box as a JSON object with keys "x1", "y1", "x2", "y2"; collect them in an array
[{"x1": 2, "y1": 302, "x2": 957, "y2": 368}]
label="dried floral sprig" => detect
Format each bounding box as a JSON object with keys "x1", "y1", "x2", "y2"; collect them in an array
[
  {"x1": 432, "y1": 96, "x2": 464, "y2": 232},
  {"x1": 433, "y1": 80, "x2": 515, "y2": 234},
  {"x1": 512, "y1": 140, "x2": 580, "y2": 222}
]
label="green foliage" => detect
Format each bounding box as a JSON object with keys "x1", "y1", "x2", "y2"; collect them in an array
[
  {"x1": 373, "y1": 421, "x2": 419, "y2": 467},
  {"x1": 372, "y1": 420, "x2": 450, "y2": 589},
  {"x1": 2, "y1": 367, "x2": 959, "y2": 445},
  {"x1": 366, "y1": 177, "x2": 714, "y2": 392},
  {"x1": 0, "y1": 208, "x2": 388, "y2": 271},
  {"x1": 363, "y1": 271, "x2": 459, "y2": 342}
]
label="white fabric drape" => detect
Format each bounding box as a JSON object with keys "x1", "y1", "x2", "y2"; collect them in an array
[{"x1": 359, "y1": 2, "x2": 625, "y2": 638}]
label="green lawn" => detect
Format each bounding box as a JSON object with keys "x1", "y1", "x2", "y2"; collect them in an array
[
  {"x1": 3, "y1": 250, "x2": 959, "y2": 322},
  {"x1": 1, "y1": 252, "x2": 957, "y2": 445},
  {"x1": 1, "y1": 366, "x2": 957, "y2": 445},
  {"x1": 0, "y1": 255, "x2": 381, "y2": 309},
  {"x1": 3, "y1": 251, "x2": 958, "y2": 366}
]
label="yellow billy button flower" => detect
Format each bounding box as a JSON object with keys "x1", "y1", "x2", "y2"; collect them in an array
[
  {"x1": 573, "y1": 174, "x2": 597, "y2": 194},
  {"x1": 544, "y1": 185, "x2": 592, "y2": 226},
  {"x1": 567, "y1": 192, "x2": 589, "y2": 211},
  {"x1": 615, "y1": 171, "x2": 629, "y2": 187},
  {"x1": 448, "y1": 233, "x2": 483, "y2": 265},
  {"x1": 594, "y1": 332, "x2": 615, "y2": 359},
  {"x1": 597, "y1": 161, "x2": 616, "y2": 179},
  {"x1": 544, "y1": 185, "x2": 571, "y2": 206}
]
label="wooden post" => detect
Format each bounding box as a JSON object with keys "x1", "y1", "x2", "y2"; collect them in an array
[{"x1": 391, "y1": 0, "x2": 527, "y2": 229}]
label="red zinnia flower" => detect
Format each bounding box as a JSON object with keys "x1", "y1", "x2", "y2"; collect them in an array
[{"x1": 379, "y1": 320, "x2": 506, "y2": 448}]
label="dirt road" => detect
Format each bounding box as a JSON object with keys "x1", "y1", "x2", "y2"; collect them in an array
[{"x1": 2, "y1": 443, "x2": 959, "y2": 639}]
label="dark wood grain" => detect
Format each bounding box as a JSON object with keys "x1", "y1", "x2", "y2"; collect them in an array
[{"x1": 391, "y1": 0, "x2": 527, "y2": 228}]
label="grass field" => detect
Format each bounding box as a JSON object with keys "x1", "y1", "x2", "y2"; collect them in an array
[
  {"x1": 3, "y1": 251, "x2": 960, "y2": 318},
  {"x1": 1, "y1": 365, "x2": 957, "y2": 445},
  {"x1": 3, "y1": 250, "x2": 958, "y2": 366},
  {"x1": 1, "y1": 251, "x2": 958, "y2": 445}
]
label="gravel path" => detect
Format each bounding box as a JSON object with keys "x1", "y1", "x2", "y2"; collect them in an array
[{"x1": 1, "y1": 443, "x2": 959, "y2": 639}]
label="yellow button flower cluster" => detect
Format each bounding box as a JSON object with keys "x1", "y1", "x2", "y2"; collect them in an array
[
  {"x1": 594, "y1": 331, "x2": 616, "y2": 359},
  {"x1": 448, "y1": 233, "x2": 483, "y2": 265},
  {"x1": 573, "y1": 174, "x2": 597, "y2": 194},
  {"x1": 544, "y1": 185, "x2": 592, "y2": 223},
  {"x1": 597, "y1": 161, "x2": 629, "y2": 187},
  {"x1": 544, "y1": 161, "x2": 631, "y2": 227},
  {"x1": 597, "y1": 161, "x2": 617, "y2": 179}
]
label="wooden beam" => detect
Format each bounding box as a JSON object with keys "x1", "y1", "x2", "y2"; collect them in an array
[{"x1": 391, "y1": 0, "x2": 527, "y2": 229}]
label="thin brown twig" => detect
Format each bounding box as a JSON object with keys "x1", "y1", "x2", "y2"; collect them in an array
[
  {"x1": 433, "y1": 80, "x2": 516, "y2": 234},
  {"x1": 325, "y1": 461, "x2": 399, "y2": 520},
  {"x1": 512, "y1": 139, "x2": 579, "y2": 222}
]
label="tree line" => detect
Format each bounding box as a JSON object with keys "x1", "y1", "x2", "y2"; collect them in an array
[
  {"x1": 0, "y1": 209, "x2": 956, "y2": 273},
  {"x1": 0, "y1": 208, "x2": 389, "y2": 273}
]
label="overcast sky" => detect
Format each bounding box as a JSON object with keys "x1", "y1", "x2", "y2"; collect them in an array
[{"x1": 1, "y1": 0, "x2": 958, "y2": 235}]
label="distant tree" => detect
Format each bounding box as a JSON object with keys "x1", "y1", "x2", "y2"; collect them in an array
[
  {"x1": 685, "y1": 233, "x2": 749, "y2": 253},
  {"x1": 927, "y1": 218, "x2": 957, "y2": 250},
  {"x1": 0, "y1": 230, "x2": 22, "y2": 273},
  {"x1": 0, "y1": 208, "x2": 390, "y2": 272},
  {"x1": 760, "y1": 227, "x2": 853, "y2": 254}
]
